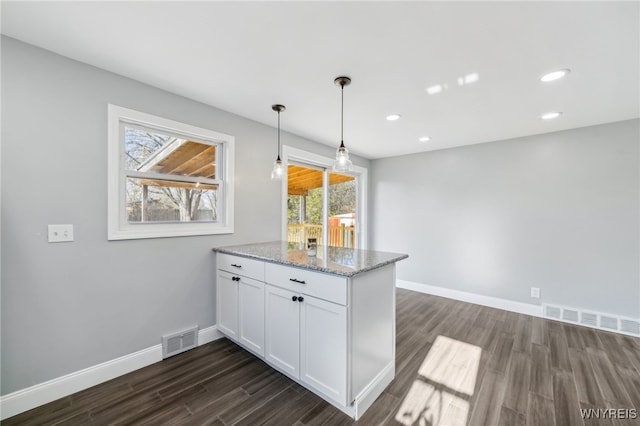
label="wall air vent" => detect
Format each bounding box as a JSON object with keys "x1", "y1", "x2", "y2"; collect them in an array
[
  {"x1": 562, "y1": 308, "x2": 579, "y2": 323},
  {"x1": 544, "y1": 305, "x2": 561, "y2": 320},
  {"x1": 620, "y1": 319, "x2": 640, "y2": 335},
  {"x1": 580, "y1": 312, "x2": 598, "y2": 328},
  {"x1": 162, "y1": 326, "x2": 199, "y2": 359},
  {"x1": 542, "y1": 304, "x2": 638, "y2": 337},
  {"x1": 599, "y1": 316, "x2": 618, "y2": 331}
]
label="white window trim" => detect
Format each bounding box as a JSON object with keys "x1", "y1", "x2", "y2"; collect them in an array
[
  {"x1": 107, "y1": 104, "x2": 234, "y2": 240},
  {"x1": 281, "y1": 146, "x2": 368, "y2": 249}
]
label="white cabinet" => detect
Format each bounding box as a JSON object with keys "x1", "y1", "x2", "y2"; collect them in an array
[
  {"x1": 217, "y1": 253, "x2": 265, "y2": 281},
  {"x1": 264, "y1": 263, "x2": 348, "y2": 406},
  {"x1": 300, "y1": 293, "x2": 347, "y2": 405},
  {"x1": 215, "y1": 251, "x2": 397, "y2": 420},
  {"x1": 264, "y1": 284, "x2": 300, "y2": 377},
  {"x1": 216, "y1": 255, "x2": 265, "y2": 356},
  {"x1": 216, "y1": 271, "x2": 239, "y2": 340},
  {"x1": 238, "y1": 277, "x2": 265, "y2": 356},
  {"x1": 265, "y1": 283, "x2": 347, "y2": 405},
  {"x1": 264, "y1": 262, "x2": 347, "y2": 305}
]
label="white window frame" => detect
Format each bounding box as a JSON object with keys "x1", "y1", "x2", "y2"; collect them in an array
[
  {"x1": 280, "y1": 146, "x2": 368, "y2": 249},
  {"x1": 107, "y1": 104, "x2": 234, "y2": 240}
]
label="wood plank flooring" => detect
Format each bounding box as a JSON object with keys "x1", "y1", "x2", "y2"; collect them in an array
[{"x1": 4, "y1": 289, "x2": 639, "y2": 425}]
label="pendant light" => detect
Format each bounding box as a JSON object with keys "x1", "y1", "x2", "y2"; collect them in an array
[
  {"x1": 271, "y1": 104, "x2": 286, "y2": 180},
  {"x1": 333, "y1": 76, "x2": 353, "y2": 172}
]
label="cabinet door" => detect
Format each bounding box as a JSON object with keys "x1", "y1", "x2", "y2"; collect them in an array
[
  {"x1": 238, "y1": 277, "x2": 265, "y2": 356},
  {"x1": 217, "y1": 271, "x2": 239, "y2": 340},
  {"x1": 300, "y1": 295, "x2": 347, "y2": 405},
  {"x1": 265, "y1": 284, "x2": 300, "y2": 378}
]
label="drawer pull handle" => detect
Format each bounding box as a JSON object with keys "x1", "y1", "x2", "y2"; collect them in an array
[
  {"x1": 232, "y1": 276, "x2": 240, "y2": 281},
  {"x1": 289, "y1": 278, "x2": 306, "y2": 284},
  {"x1": 231, "y1": 264, "x2": 242, "y2": 268},
  {"x1": 292, "y1": 296, "x2": 298, "y2": 302},
  {"x1": 298, "y1": 296, "x2": 304, "y2": 302}
]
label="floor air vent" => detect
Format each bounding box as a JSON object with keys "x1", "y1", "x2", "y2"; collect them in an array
[
  {"x1": 162, "y1": 326, "x2": 199, "y2": 359},
  {"x1": 542, "y1": 304, "x2": 639, "y2": 337}
]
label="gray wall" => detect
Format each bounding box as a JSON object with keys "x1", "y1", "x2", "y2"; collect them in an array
[
  {"x1": 0, "y1": 37, "x2": 369, "y2": 395},
  {"x1": 370, "y1": 119, "x2": 640, "y2": 319}
]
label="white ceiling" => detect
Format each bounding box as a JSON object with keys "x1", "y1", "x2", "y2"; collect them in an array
[{"x1": 2, "y1": 1, "x2": 638, "y2": 159}]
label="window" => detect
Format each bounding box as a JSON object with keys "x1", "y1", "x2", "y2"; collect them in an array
[
  {"x1": 108, "y1": 105, "x2": 234, "y2": 240},
  {"x1": 281, "y1": 146, "x2": 367, "y2": 249}
]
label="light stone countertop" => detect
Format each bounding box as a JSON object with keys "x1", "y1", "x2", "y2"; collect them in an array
[{"x1": 212, "y1": 241, "x2": 408, "y2": 277}]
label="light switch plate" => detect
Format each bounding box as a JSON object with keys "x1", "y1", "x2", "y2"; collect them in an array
[
  {"x1": 530, "y1": 287, "x2": 540, "y2": 299},
  {"x1": 48, "y1": 224, "x2": 74, "y2": 242}
]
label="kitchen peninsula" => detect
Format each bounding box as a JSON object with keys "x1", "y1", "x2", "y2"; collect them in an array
[{"x1": 212, "y1": 241, "x2": 408, "y2": 420}]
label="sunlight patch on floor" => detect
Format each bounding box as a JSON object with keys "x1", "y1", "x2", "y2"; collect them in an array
[{"x1": 395, "y1": 335, "x2": 482, "y2": 426}]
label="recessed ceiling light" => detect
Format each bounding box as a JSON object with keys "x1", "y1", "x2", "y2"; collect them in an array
[
  {"x1": 464, "y1": 73, "x2": 479, "y2": 84},
  {"x1": 541, "y1": 111, "x2": 562, "y2": 120},
  {"x1": 426, "y1": 84, "x2": 443, "y2": 95},
  {"x1": 386, "y1": 114, "x2": 401, "y2": 121},
  {"x1": 540, "y1": 69, "x2": 570, "y2": 82},
  {"x1": 457, "y1": 73, "x2": 479, "y2": 86},
  {"x1": 419, "y1": 136, "x2": 431, "y2": 142}
]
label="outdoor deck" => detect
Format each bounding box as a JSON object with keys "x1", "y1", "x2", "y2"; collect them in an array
[{"x1": 287, "y1": 224, "x2": 355, "y2": 248}]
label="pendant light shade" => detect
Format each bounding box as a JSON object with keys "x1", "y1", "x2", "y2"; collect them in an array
[
  {"x1": 271, "y1": 104, "x2": 286, "y2": 180},
  {"x1": 333, "y1": 76, "x2": 352, "y2": 172}
]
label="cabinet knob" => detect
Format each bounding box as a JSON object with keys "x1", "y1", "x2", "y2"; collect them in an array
[
  {"x1": 298, "y1": 296, "x2": 304, "y2": 302},
  {"x1": 232, "y1": 276, "x2": 240, "y2": 281},
  {"x1": 292, "y1": 296, "x2": 298, "y2": 302}
]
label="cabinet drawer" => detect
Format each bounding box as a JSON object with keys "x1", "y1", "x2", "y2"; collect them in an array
[
  {"x1": 217, "y1": 253, "x2": 265, "y2": 281},
  {"x1": 265, "y1": 262, "x2": 347, "y2": 305}
]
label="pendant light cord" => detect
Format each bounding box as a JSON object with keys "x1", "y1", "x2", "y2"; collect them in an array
[
  {"x1": 340, "y1": 82, "x2": 344, "y2": 146},
  {"x1": 277, "y1": 110, "x2": 281, "y2": 160}
]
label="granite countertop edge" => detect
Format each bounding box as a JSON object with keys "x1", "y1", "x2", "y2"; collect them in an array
[{"x1": 212, "y1": 246, "x2": 408, "y2": 277}]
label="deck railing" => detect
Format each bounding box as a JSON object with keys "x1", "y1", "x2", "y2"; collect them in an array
[{"x1": 287, "y1": 224, "x2": 356, "y2": 248}]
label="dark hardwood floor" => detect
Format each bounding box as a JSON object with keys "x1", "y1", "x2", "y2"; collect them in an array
[{"x1": 4, "y1": 289, "x2": 639, "y2": 425}]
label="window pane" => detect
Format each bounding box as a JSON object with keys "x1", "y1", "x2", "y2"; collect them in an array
[
  {"x1": 126, "y1": 177, "x2": 218, "y2": 223},
  {"x1": 287, "y1": 164, "x2": 324, "y2": 246},
  {"x1": 329, "y1": 173, "x2": 356, "y2": 248},
  {"x1": 124, "y1": 127, "x2": 217, "y2": 179}
]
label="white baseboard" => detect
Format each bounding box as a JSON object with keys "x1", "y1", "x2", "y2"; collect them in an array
[
  {"x1": 0, "y1": 325, "x2": 224, "y2": 420},
  {"x1": 199, "y1": 324, "x2": 224, "y2": 345},
  {"x1": 353, "y1": 361, "x2": 395, "y2": 420},
  {"x1": 396, "y1": 279, "x2": 543, "y2": 318}
]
